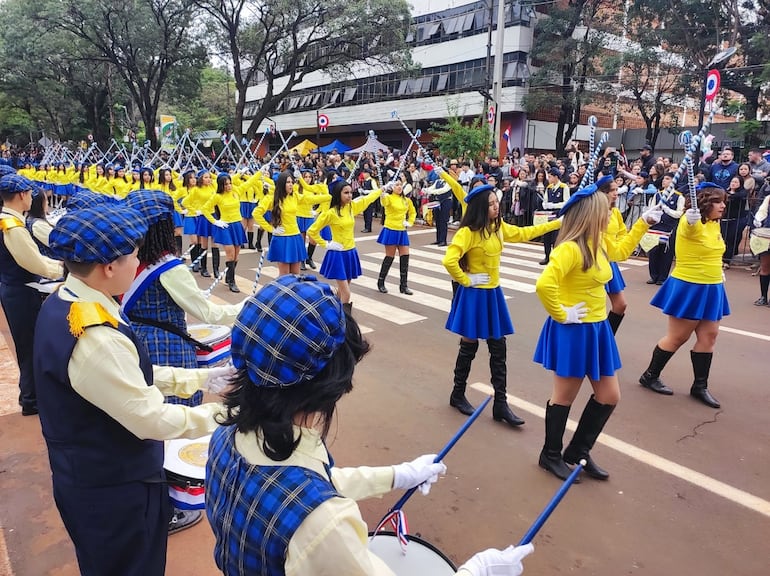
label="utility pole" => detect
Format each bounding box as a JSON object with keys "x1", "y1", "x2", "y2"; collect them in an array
[
  {"x1": 492, "y1": 0, "x2": 506, "y2": 156},
  {"x1": 483, "y1": 0, "x2": 494, "y2": 125}
]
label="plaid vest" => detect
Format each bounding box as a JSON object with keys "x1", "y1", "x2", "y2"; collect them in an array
[{"x1": 206, "y1": 426, "x2": 339, "y2": 576}]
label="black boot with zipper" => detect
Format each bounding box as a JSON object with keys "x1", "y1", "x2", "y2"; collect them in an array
[{"x1": 562, "y1": 395, "x2": 616, "y2": 480}]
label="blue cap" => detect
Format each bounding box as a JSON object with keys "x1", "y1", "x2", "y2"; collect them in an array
[
  {"x1": 65, "y1": 190, "x2": 118, "y2": 211},
  {"x1": 124, "y1": 189, "x2": 174, "y2": 225},
  {"x1": 231, "y1": 275, "x2": 346, "y2": 388},
  {"x1": 0, "y1": 165, "x2": 16, "y2": 176},
  {"x1": 0, "y1": 174, "x2": 39, "y2": 197},
  {"x1": 696, "y1": 181, "x2": 724, "y2": 191},
  {"x1": 197, "y1": 169, "x2": 210, "y2": 179},
  {"x1": 559, "y1": 175, "x2": 614, "y2": 216},
  {"x1": 464, "y1": 183, "x2": 495, "y2": 204},
  {"x1": 49, "y1": 205, "x2": 147, "y2": 263}
]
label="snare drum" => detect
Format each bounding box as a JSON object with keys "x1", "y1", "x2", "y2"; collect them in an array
[
  {"x1": 533, "y1": 210, "x2": 556, "y2": 226},
  {"x1": 164, "y1": 435, "x2": 211, "y2": 510},
  {"x1": 750, "y1": 228, "x2": 770, "y2": 255},
  {"x1": 424, "y1": 201, "x2": 441, "y2": 210},
  {"x1": 368, "y1": 531, "x2": 456, "y2": 576},
  {"x1": 188, "y1": 323, "x2": 231, "y2": 367},
  {"x1": 639, "y1": 229, "x2": 670, "y2": 253}
]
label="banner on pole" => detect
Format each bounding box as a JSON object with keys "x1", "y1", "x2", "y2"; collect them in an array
[{"x1": 160, "y1": 115, "x2": 177, "y2": 144}]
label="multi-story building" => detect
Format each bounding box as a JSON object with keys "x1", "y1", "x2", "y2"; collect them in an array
[{"x1": 242, "y1": 0, "x2": 536, "y2": 154}]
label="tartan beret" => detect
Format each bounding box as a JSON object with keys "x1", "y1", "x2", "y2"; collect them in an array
[
  {"x1": 0, "y1": 174, "x2": 39, "y2": 197},
  {"x1": 231, "y1": 275, "x2": 346, "y2": 388},
  {"x1": 124, "y1": 189, "x2": 174, "y2": 225},
  {"x1": 0, "y1": 165, "x2": 16, "y2": 176},
  {"x1": 49, "y1": 205, "x2": 148, "y2": 264},
  {"x1": 65, "y1": 189, "x2": 118, "y2": 211}
]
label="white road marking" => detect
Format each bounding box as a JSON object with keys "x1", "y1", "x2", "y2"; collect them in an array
[
  {"x1": 718, "y1": 326, "x2": 770, "y2": 342},
  {"x1": 470, "y1": 382, "x2": 770, "y2": 519}
]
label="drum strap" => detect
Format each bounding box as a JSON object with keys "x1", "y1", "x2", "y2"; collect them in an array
[{"x1": 126, "y1": 314, "x2": 214, "y2": 352}]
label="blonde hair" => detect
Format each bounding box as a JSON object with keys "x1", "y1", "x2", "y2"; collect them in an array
[{"x1": 556, "y1": 192, "x2": 609, "y2": 271}]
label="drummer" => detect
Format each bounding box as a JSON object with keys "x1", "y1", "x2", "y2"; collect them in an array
[
  {"x1": 539, "y1": 168, "x2": 571, "y2": 265},
  {"x1": 206, "y1": 274, "x2": 534, "y2": 576},
  {"x1": 33, "y1": 204, "x2": 234, "y2": 576},
  {"x1": 752, "y1": 193, "x2": 770, "y2": 306}
]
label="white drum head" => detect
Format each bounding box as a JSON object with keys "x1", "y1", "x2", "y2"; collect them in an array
[
  {"x1": 188, "y1": 324, "x2": 230, "y2": 344},
  {"x1": 164, "y1": 435, "x2": 211, "y2": 480},
  {"x1": 368, "y1": 532, "x2": 456, "y2": 576}
]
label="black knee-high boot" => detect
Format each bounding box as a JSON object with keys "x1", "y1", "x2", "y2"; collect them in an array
[
  {"x1": 563, "y1": 395, "x2": 616, "y2": 480},
  {"x1": 212, "y1": 247, "x2": 221, "y2": 278},
  {"x1": 488, "y1": 337, "x2": 525, "y2": 426},
  {"x1": 226, "y1": 261, "x2": 241, "y2": 293},
  {"x1": 399, "y1": 254, "x2": 413, "y2": 295},
  {"x1": 607, "y1": 311, "x2": 624, "y2": 335},
  {"x1": 342, "y1": 302, "x2": 353, "y2": 315},
  {"x1": 256, "y1": 229, "x2": 264, "y2": 251},
  {"x1": 449, "y1": 340, "x2": 479, "y2": 415},
  {"x1": 377, "y1": 256, "x2": 394, "y2": 293},
  {"x1": 199, "y1": 251, "x2": 210, "y2": 277},
  {"x1": 174, "y1": 235, "x2": 183, "y2": 256},
  {"x1": 539, "y1": 402, "x2": 578, "y2": 481},
  {"x1": 690, "y1": 351, "x2": 720, "y2": 408},
  {"x1": 247, "y1": 231, "x2": 255, "y2": 249},
  {"x1": 306, "y1": 243, "x2": 317, "y2": 269},
  {"x1": 639, "y1": 345, "x2": 675, "y2": 395},
  {"x1": 190, "y1": 244, "x2": 201, "y2": 272}
]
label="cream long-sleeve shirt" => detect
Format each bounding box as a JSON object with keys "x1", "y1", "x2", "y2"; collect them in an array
[
  {"x1": 234, "y1": 427, "x2": 474, "y2": 575},
  {"x1": 0, "y1": 207, "x2": 63, "y2": 280},
  {"x1": 62, "y1": 276, "x2": 223, "y2": 441}
]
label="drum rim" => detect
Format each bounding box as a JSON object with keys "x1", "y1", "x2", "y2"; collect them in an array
[
  {"x1": 164, "y1": 435, "x2": 211, "y2": 480},
  {"x1": 368, "y1": 530, "x2": 457, "y2": 570},
  {"x1": 751, "y1": 228, "x2": 770, "y2": 238},
  {"x1": 187, "y1": 323, "x2": 231, "y2": 340},
  {"x1": 164, "y1": 469, "x2": 205, "y2": 488}
]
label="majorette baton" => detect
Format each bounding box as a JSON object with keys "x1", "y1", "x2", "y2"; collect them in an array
[
  {"x1": 517, "y1": 459, "x2": 585, "y2": 545},
  {"x1": 391, "y1": 110, "x2": 434, "y2": 161},
  {"x1": 587, "y1": 116, "x2": 597, "y2": 185},
  {"x1": 578, "y1": 131, "x2": 609, "y2": 189}
]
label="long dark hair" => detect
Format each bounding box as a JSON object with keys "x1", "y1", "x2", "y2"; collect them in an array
[
  {"x1": 459, "y1": 189, "x2": 499, "y2": 238},
  {"x1": 272, "y1": 170, "x2": 293, "y2": 226},
  {"x1": 329, "y1": 178, "x2": 351, "y2": 216},
  {"x1": 158, "y1": 168, "x2": 177, "y2": 191},
  {"x1": 216, "y1": 311, "x2": 371, "y2": 461},
  {"x1": 216, "y1": 173, "x2": 231, "y2": 194},
  {"x1": 28, "y1": 192, "x2": 48, "y2": 219},
  {"x1": 182, "y1": 171, "x2": 196, "y2": 189},
  {"x1": 138, "y1": 218, "x2": 177, "y2": 262}
]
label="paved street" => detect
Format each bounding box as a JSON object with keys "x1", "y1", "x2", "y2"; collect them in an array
[{"x1": 1, "y1": 221, "x2": 769, "y2": 575}]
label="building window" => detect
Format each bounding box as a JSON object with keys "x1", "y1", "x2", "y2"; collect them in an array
[{"x1": 343, "y1": 87, "x2": 357, "y2": 102}]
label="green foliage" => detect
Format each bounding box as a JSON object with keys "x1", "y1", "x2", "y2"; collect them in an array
[
  {"x1": 429, "y1": 105, "x2": 491, "y2": 161},
  {"x1": 163, "y1": 66, "x2": 235, "y2": 134}
]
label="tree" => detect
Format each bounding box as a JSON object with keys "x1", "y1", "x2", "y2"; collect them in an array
[
  {"x1": 164, "y1": 66, "x2": 235, "y2": 133},
  {"x1": 195, "y1": 0, "x2": 413, "y2": 141},
  {"x1": 36, "y1": 0, "x2": 207, "y2": 148},
  {"x1": 430, "y1": 105, "x2": 491, "y2": 161},
  {"x1": 523, "y1": 0, "x2": 611, "y2": 155}
]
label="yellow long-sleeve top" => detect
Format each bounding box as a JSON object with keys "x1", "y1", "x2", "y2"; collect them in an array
[
  {"x1": 296, "y1": 179, "x2": 329, "y2": 218},
  {"x1": 307, "y1": 189, "x2": 381, "y2": 249},
  {"x1": 202, "y1": 189, "x2": 242, "y2": 224},
  {"x1": 606, "y1": 207, "x2": 628, "y2": 244},
  {"x1": 111, "y1": 178, "x2": 133, "y2": 199},
  {"x1": 535, "y1": 219, "x2": 649, "y2": 323},
  {"x1": 181, "y1": 184, "x2": 216, "y2": 213},
  {"x1": 438, "y1": 168, "x2": 467, "y2": 212},
  {"x1": 670, "y1": 219, "x2": 725, "y2": 284},
  {"x1": 382, "y1": 193, "x2": 416, "y2": 230},
  {"x1": 254, "y1": 190, "x2": 331, "y2": 236},
  {"x1": 86, "y1": 175, "x2": 108, "y2": 195},
  {"x1": 231, "y1": 172, "x2": 267, "y2": 204},
  {"x1": 443, "y1": 219, "x2": 562, "y2": 289},
  {"x1": 166, "y1": 186, "x2": 187, "y2": 214}
]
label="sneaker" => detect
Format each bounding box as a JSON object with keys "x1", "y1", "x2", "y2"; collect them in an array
[
  {"x1": 169, "y1": 509, "x2": 203, "y2": 535},
  {"x1": 306, "y1": 258, "x2": 316, "y2": 270},
  {"x1": 754, "y1": 296, "x2": 768, "y2": 306},
  {"x1": 21, "y1": 405, "x2": 38, "y2": 416}
]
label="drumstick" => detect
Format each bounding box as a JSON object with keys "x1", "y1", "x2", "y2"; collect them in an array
[
  {"x1": 385, "y1": 396, "x2": 492, "y2": 516},
  {"x1": 517, "y1": 459, "x2": 585, "y2": 546}
]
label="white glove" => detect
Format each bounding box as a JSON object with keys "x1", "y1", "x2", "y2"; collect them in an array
[
  {"x1": 561, "y1": 302, "x2": 588, "y2": 324},
  {"x1": 213, "y1": 219, "x2": 229, "y2": 229},
  {"x1": 403, "y1": 220, "x2": 412, "y2": 228},
  {"x1": 293, "y1": 169, "x2": 301, "y2": 179},
  {"x1": 468, "y1": 273, "x2": 490, "y2": 286},
  {"x1": 459, "y1": 544, "x2": 534, "y2": 576},
  {"x1": 542, "y1": 201, "x2": 553, "y2": 210},
  {"x1": 205, "y1": 363, "x2": 237, "y2": 394},
  {"x1": 392, "y1": 454, "x2": 447, "y2": 495},
  {"x1": 642, "y1": 205, "x2": 663, "y2": 225},
  {"x1": 754, "y1": 218, "x2": 762, "y2": 229},
  {"x1": 272, "y1": 225, "x2": 285, "y2": 235},
  {"x1": 311, "y1": 209, "x2": 318, "y2": 218},
  {"x1": 180, "y1": 209, "x2": 188, "y2": 215},
  {"x1": 685, "y1": 208, "x2": 701, "y2": 225},
  {"x1": 325, "y1": 241, "x2": 344, "y2": 251},
  {"x1": 195, "y1": 210, "x2": 202, "y2": 216},
  {"x1": 382, "y1": 181, "x2": 396, "y2": 193}
]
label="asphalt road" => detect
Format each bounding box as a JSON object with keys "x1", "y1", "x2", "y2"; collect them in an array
[{"x1": 1, "y1": 221, "x2": 768, "y2": 575}]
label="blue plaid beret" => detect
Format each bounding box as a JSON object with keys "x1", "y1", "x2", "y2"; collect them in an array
[
  {"x1": 0, "y1": 174, "x2": 39, "y2": 197},
  {"x1": 49, "y1": 205, "x2": 147, "y2": 263},
  {"x1": 0, "y1": 165, "x2": 16, "y2": 176},
  {"x1": 231, "y1": 275, "x2": 346, "y2": 388},
  {"x1": 65, "y1": 189, "x2": 118, "y2": 211},
  {"x1": 125, "y1": 189, "x2": 174, "y2": 225}
]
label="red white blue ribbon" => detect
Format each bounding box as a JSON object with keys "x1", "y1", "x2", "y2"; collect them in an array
[{"x1": 373, "y1": 509, "x2": 410, "y2": 552}]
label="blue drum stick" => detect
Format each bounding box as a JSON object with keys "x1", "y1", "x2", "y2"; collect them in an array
[
  {"x1": 388, "y1": 395, "x2": 492, "y2": 514},
  {"x1": 517, "y1": 459, "x2": 585, "y2": 546}
]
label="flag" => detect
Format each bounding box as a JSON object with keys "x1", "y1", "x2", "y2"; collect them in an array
[
  {"x1": 160, "y1": 115, "x2": 177, "y2": 143},
  {"x1": 503, "y1": 126, "x2": 512, "y2": 154}
]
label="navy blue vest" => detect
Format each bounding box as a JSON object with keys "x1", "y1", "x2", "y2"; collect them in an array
[
  {"x1": 25, "y1": 217, "x2": 57, "y2": 259},
  {"x1": 35, "y1": 292, "x2": 164, "y2": 487},
  {"x1": 0, "y1": 213, "x2": 40, "y2": 286},
  {"x1": 652, "y1": 192, "x2": 682, "y2": 232}
]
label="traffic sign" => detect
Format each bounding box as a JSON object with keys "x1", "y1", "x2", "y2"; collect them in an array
[
  {"x1": 487, "y1": 105, "x2": 495, "y2": 124},
  {"x1": 705, "y1": 69, "x2": 721, "y2": 102},
  {"x1": 318, "y1": 113, "x2": 330, "y2": 132}
]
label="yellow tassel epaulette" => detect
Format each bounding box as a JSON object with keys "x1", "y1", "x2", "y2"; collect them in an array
[
  {"x1": 0, "y1": 216, "x2": 24, "y2": 232},
  {"x1": 67, "y1": 302, "x2": 118, "y2": 338}
]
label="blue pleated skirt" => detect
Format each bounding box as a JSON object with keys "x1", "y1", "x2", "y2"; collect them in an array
[
  {"x1": 183, "y1": 216, "x2": 198, "y2": 235},
  {"x1": 297, "y1": 216, "x2": 315, "y2": 233},
  {"x1": 195, "y1": 216, "x2": 214, "y2": 238},
  {"x1": 240, "y1": 202, "x2": 257, "y2": 219},
  {"x1": 268, "y1": 234, "x2": 307, "y2": 263},
  {"x1": 605, "y1": 262, "x2": 626, "y2": 294},
  {"x1": 650, "y1": 277, "x2": 730, "y2": 321},
  {"x1": 212, "y1": 221, "x2": 247, "y2": 246},
  {"x1": 172, "y1": 211, "x2": 184, "y2": 228},
  {"x1": 320, "y1": 248, "x2": 362, "y2": 280},
  {"x1": 377, "y1": 228, "x2": 410, "y2": 246},
  {"x1": 534, "y1": 318, "x2": 621, "y2": 380},
  {"x1": 446, "y1": 285, "x2": 513, "y2": 340}
]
